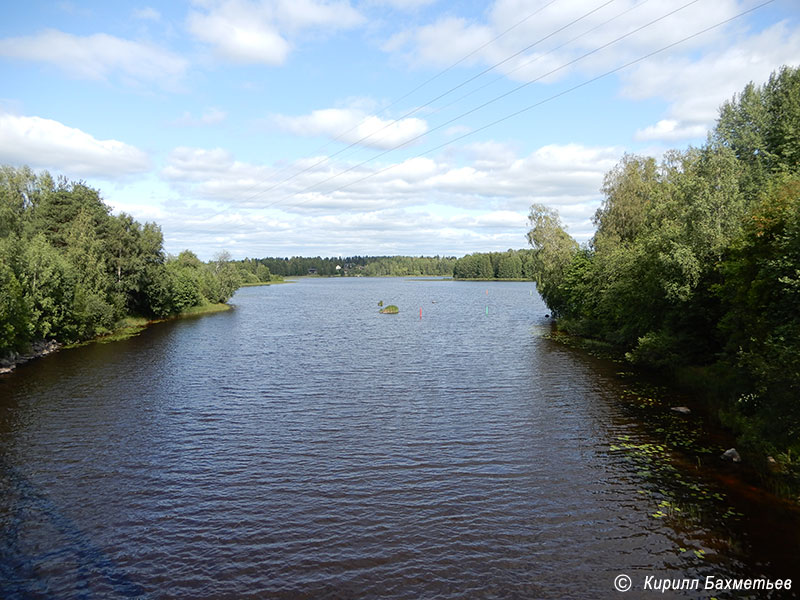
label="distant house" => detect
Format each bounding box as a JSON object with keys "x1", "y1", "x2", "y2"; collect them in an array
[{"x1": 308, "y1": 268, "x2": 318, "y2": 275}]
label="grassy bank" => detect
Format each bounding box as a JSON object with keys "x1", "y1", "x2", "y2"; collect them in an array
[
  {"x1": 239, "y1": 279, "x2": 292, "y2": 287},
  {"x1": 68, "y1": 303, "x2": 233, "y2": 348}
]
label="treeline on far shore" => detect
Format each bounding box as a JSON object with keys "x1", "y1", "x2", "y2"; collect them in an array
[
  {"x1": 0, "y1": 166, "x2": 246, "y2": 357},
  {"x1": 247, "y1": 255, "x2": 457, "y2": 277},
  {"x1": 243, "y1": 250, "x2": 535, "y2": 280}
]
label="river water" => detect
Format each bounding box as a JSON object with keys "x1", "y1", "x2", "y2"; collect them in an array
[{"x1": 1, "y1": 278, "x2": 798, "y2": 599}]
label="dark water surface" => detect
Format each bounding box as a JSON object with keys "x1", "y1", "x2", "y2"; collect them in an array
[{"x1": 1, "y1": 279, "x2": 798, "y2": 599}]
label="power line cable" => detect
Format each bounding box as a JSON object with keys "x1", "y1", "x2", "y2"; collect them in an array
[
  {"x1": 287, "y1": 0, "x2": 624, "y2": 173},
  {"x1": 204, "y1": 0, "x2": 618, "y2": 219},
  {"x1": 311, "y1": 0, "x2": 775, "y2": 203},
  {"x1": 266, "y1": 0, "x2": 704, "y2": 206},
  {"x1": 429, "y1": 0, "x2": 653, "y2": 118},
  {"x1": 200, "y1": 0, "x2": 567, "y2": 219}
]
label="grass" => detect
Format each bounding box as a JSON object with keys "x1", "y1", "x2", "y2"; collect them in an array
[
  {"x1": 65, "y1": 303, "x2": 232, "y2": 348},
  {"x1": 177, "y1": 303, "x2": 232, "y2": 317},
  {"x1": 239, "y1": 279, "x2": 291, "y2": 287}
]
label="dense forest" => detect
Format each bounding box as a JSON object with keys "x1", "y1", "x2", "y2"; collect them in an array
[
  {"x1": 528, "y1": 66, "x2": 800, "y2": 469},
  {"x1": 0, "y1": 167, "x2": 249, "y2": 357},
  {"x1": 452, "y1": 250, "x2": 534, "y2": 279},
  {"x1": 250, "y1": 255, "x2": 456, "y2": 277}
]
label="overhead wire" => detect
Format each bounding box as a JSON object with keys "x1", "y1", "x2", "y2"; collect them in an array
[
  {"x1": 199, "y1": 0, "x2": 568, "y2": 219},
  {"x1": 202, "y1": 0, "x2": 619, "y2": 219},
  {"x1": 263, "y1": 0, "x2": 705, "y2": 207},
  {"x1": 203, "y1": 0, "x2": 775, "y2": 222},
  {"x1": 309, "y1": 0, "x2": 776, "y2": 203},
  {"x1": 428, "y1": 0, "x2": 654, "y2": 119},
  {"x1": 280, "y1": 0, "x2": 620, "y2": 172}
]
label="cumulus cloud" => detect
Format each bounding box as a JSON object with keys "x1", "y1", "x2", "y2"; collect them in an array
[
  {"x1": 0, "y1": 30, "x2": 187, "y2": 89},
  {"x1": 272, "y1": 107, "x2": 429, "y2": 149},
  {"x1": 383, "y1": 1, "x2": 800, "y2": 142},
  {"x1": 388, "y1": 0, "x2": 741, "y2": 76},
  {"x1": 622, "y1": 20, "x2": 800, "y2": 140},
  {"x1": 0, "y1": 113, "x2": 150, "y2": 177},
  {"x1": 633, "y1": 119, "x2": 708, "y2": 142},
  {"x1": 158, "y1": 140, "x2": 621, "y2": 256},
  {"x1": 367, "y1": 0, "x2": 437, "y2": 10},
  {"x1": 187, "y1": 0, "x2": 364, "y2": 65}
]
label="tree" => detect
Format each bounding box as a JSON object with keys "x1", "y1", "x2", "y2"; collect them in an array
[
  {"x1": 718, "y1": 174, "x2": 800, "y2": 444},
  {"x1": 21, "y1": 234, "x2": 73, "y2": 339},
  {"x1": 526, "y1": 203, "x2": 578, "y2": 315},
  {"x1": 212, "y1": 250, "x2": 242, "y2": 303},
  {"x1": 593, "y1": 154, "x2": 658, "y2": 249},
  {"x1": 0, "y1": 260, "x2": 29, "y2": 352},
  {"x1": 496, "y1": 251, "x2": 523, "y2": 279},
  {"x1": 256, "y1": 263, "x2": 271, "y2": 282}
]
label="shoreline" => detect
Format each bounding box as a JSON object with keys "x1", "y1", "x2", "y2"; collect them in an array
[
  {"x1": 0, "y1": 302, "x2": 233, "y2": 375},
  {"x1": 544, "y1": 324, "x2": 800, "y2": 504},
  {"x1": 239, "y1": 279, "x2": 293, "y2": 287},
  {"x1": 0, "y1": 339, "x2": 61, "y2": 375}
]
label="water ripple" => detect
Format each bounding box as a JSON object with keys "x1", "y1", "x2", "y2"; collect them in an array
[{"x1": 1, "y1": 279, "x2": 796, "y2": 599}]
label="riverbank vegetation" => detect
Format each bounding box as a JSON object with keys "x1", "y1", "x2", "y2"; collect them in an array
[
  {"x1": 527, "y1": 66, "x2": 800, "y2": 485},
  {"x1": 0, "y1": 167, "x2": 249, "y2": 358}
]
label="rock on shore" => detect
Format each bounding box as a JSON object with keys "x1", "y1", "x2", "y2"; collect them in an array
[{"x1": 0, "y1": 340, "x2": 61, "y2": 374}]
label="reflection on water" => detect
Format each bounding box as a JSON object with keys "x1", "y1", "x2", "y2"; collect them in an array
[{"x1": 1, "y1": 279, "x2": 798, "y2": 599}]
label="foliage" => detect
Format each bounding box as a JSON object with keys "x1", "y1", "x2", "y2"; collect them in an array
[
  {"x1": 0, "y1": 166, "x2": 242, "y2": 355},
  {"x1": 527, "y1": 66, "x2": 800, "y2": 461},
  {"x1": 526, "y1": 205, "x2": 578, "y2": 315},
  {"x1": 249, "y1": 255, "x2": 456, "y2": 277},
  {"x1": 452, "y1": 249, "x2": 534, "y2": 280}
]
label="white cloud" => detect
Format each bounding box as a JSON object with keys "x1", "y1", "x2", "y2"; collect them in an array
[
  {"x1": 0, "y1": 30, "x2": 188, "y2": 89},
  {"x1": 633, "y1": 119, "x2": 708, "y2": 142},
  {"x1": 272, "y1": 107, "x2": 428, "y2": 149},
  {"x1": 275, "y1": 0, "x2": 364, "y2": 30},
  {"x1": 622, "y1": 20, "x2": 800, "y2": 139},
  {"x1": 188, "y1": 3, "x2": 290, "y2": 64},
  {"x1": 162, "y1": 146, "x2": 237, "y2": 181},
  {"x1": 158, "y1": 141, "x2": 621, "y2": 256},
  {"x1": 0, "y1": 113, "x2": 150, "y2": 177},
  {"x1": 444, "y1": 125, "x2": 472, "y2": 137},
  {"x1": 173, "y1": 107, "x2": 228, "y2": 126},
  {"x1": 382, "y1": 0, "x2": 800, "y2": 143},
  {"x1": 187, "y1": 0, "x2": 363, "y2": 65}
]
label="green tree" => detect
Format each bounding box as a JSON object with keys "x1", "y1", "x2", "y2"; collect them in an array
[
  {"x1": 0, "y1": 260, "x2": 30, "y2": 352},
  {"x1": 20, "y1": 234, "x2": 73, "y2": 339},
  {"x1": 593, "y1": 154, "x2": 658, "y2": 249},
  {"x1": 496, "y1": 251, "x2": 523, "y2": 279},
  {"x1": 526, "y1": 203, "x2": 578, "y2": 315},
  {"x1": 719, "y1": 174, "x2": 800, "y2": 444}
]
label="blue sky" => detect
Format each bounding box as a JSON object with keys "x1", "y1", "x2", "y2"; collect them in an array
[{"x1": 1, "y1": 0, "x2": 798, "y2": 259}]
